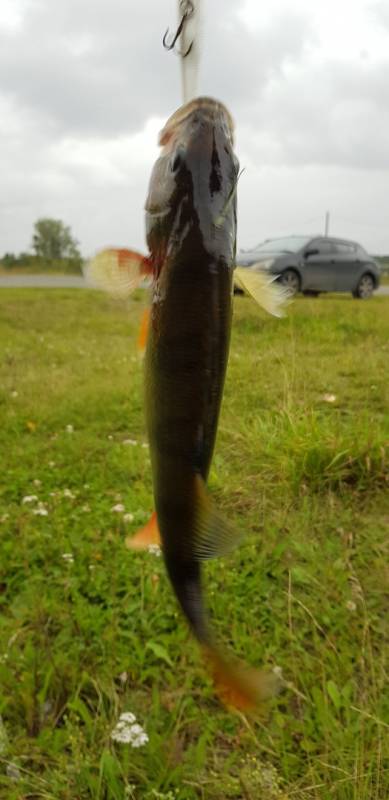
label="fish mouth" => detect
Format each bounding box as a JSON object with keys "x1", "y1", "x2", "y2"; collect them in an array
[{"x1": 158, "y1": 96, "x2": 235, "y2": 151}]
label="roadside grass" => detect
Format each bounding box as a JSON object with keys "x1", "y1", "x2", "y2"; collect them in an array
[{"x1": 0, "y1": 289, "x2": 388, "y2": 799}]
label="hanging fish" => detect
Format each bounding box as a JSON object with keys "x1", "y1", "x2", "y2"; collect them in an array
[{"x1": 86, "y1": 97, "x2": 288, "y2": 709}]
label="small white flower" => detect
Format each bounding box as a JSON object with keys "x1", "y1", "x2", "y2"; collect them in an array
[
  {"x1": 119, "y1": 712, "x2": 136, "y2": 724},
  {"x1": 110, "y1": 713, "x2": 148, "y2": 747},
  {"x1": 0, "y1": 513, "x2": 9, "y2": 523},
  {"x1": 62, "y1": 553, "x2": 74, "y2": 564},
  {"x1": 272, "y1": 665, "x2": 283, "y2": 678},
  {"x1": 22, "y1": 495, "x2": 38, "y2": 504},
  {"x1": 119, "y1": 671, "x2": 128, "y2": 684},
  {"x1": 63, "y1": 488, "x2": 75, "y2": 499},
  {"x1": 123, "y1": 513, "x2": 134, "y2": 523},
  {"x1": 323, "y1": 393, "x2": 337, "y2": 403},
  {"x1": 81, "y1": 504, "x2": 91, "y2": 513},
  {"x1": 88, "y1": 564, "x2": 96, "y2": 571},
  {"x1": 32, "y1": 504, "x2": 48, "y2": 516},
  {"x1": 148, "y1": 544, "x2": 162, "y2": 557},
  {"x1": 122, "y1": 439, "x2": 138, "y2": 446},
  {"x1": 111, "y1": 503, "x2": 125, "y2": 513},
  {"x1": 107, "y1": 435, "x2": 113, "y2": 440},
  {"x1": 141, "y1": 442, "x2": 149, "y2": 449},
  {"x1": 66, "y1": 424, "x2": 74, "y2": 433},
  {"x1": 49, "y1": 460, "x2": 56, "y2": 468},
  {"x1": 33, "y1": 479, "x2": 41, "y2": 487},
  {"x1": 11, "y1": 390, "x2": 18, "y2": 398},
  {"x1": 346, "y1": 600, "x2": 357, "y2": 612}
]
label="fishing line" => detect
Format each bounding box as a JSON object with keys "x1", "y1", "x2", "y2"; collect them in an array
[{"x1": 163, "y1": 0, "x2": 201, "y2": 104}]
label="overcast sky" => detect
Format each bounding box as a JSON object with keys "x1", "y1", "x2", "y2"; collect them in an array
[{"x1": 1, "y1": 0, "x2": 389, "y2": 256}]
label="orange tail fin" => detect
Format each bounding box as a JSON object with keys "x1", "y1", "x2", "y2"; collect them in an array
[
  {"x1": 204, "y1": 647, "x2": 278, "y2": 712},
  {"x1": 125, "y1": 511, "x2": 161, "y2": 550}
]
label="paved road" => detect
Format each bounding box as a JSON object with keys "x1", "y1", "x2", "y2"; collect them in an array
[
  {"x1": 0, "y1": 274, "x2": 86, "y2": 288},
  {"x1": 0, "y1": 274, "x2": 388, "y2": 295}
]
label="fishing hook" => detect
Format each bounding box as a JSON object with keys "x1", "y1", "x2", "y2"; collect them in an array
[{"x1": 163, "y1": 0, "x2": 194, "y2": 57}]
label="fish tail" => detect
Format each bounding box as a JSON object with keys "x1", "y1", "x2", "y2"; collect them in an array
[
  {"x1": 166, "y1": 474, "x2": 278, "y2": 711},
  {"x1": 203, "y1": 645, "x2": 278, "y2": 712}
]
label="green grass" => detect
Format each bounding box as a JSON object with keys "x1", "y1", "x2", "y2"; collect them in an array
[{"x1": 0, "y1": 289, "x2": 388, "y2": 799}]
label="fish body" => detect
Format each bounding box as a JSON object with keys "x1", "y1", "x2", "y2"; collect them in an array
[
  {"x1": 144, "y1": 97, "x2": 238, "y2": 644},
  {"x1": 86, "y1": 98, "x2": 287, "y2": 708}
]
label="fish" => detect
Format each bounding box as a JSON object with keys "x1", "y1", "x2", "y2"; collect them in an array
[{"x1": 86, "y1": 96, "x2": 288, "y2": 710}]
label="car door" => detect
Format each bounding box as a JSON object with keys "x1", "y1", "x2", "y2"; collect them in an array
[
  {"x1": 302, "y1": 239, "x2": 338, "y2": 291},
  {"x1": 333, "y1": 242, "x2": 359, "y2": 290}
]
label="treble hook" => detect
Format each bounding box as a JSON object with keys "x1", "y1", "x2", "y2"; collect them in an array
[{"x1": 163, "y1": 0, "x2": 194, "y2": 57}]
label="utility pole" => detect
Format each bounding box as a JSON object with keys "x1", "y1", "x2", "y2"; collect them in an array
[{"x1": 325, "y1": 211, "x2": 330, "y2": 236}]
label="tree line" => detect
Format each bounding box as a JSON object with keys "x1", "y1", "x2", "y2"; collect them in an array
[{"x1": 1, "y1": 218, "x2": 83, "y2": 274}]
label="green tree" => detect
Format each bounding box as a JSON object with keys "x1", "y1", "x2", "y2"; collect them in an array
[{"x1": 32, "y1": 218, "x2": 81, "y2": 261}]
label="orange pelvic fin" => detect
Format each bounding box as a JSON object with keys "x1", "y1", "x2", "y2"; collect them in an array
[
  {"x1": 204, "y1": 647, "x2": 278, "y2": 713},
  {"x1": 85, "y1": 248, "x2": 154, "y2": 299},
  {"x1": 137, "y1": 308, "x2": 150, "y2": 351},
  {"x1": 125, "y1": 511, "x2": 161, "y2": 551}
]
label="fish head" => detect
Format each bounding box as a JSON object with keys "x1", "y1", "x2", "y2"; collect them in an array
[{"x1": 146, "y1": 97, "x2": 239, "y2": 266}]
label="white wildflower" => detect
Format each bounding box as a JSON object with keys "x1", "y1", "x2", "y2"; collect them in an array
[
  {"x1": 81, "y1": 504, "x2": 91, "y2": 513},
  {"x1": 62, "y1": 553, "x2": 74, "y2": 564},
  {"x1": 33, "y1": 479, "x2": 41, "y2": 487},
  {"x1": 141, "y1": 442, "x2": 149, "y2": 449},
  {"x1": 63, "y1": 488, "x2": 76, "y2": 499},
  {"x1": 49, "y1": 460, "x2": 56, "y2": 468},
  {"x1": 346, "y1": 600, "x2": 357, "y2": 612},
  {"x1": 323, "y1": 393, "x2": 337, "y2": 403},
  {"x1": 108, "y1": 435, "x2": 113, "y2": 440},
  {"x1": 119, "y1": 671, "x2": 128, "y2": 684},
  {"x1": 111, "y1": 503, "x2": 125, "y2": 513},
  {"x1": 66, "y1": 424, "x2": 74, "y2": 433},
  {"x1": 10, "y1": 390, "x2": 18, "y2": 398},
  {"x1": 122, "y1": 439, "x2": 138, "y2": 446},
  {"x1": 119, "y1": 712, "x2": 136, "y2": 724},
  {"x1": 123, "y1": 513, "x2": 134, "y2": 523},
  {"x1": 32, "y1": 503, "x2": 48, "y2": 516},
  {"x1": 111, "y1": 713, "x2": 148, "y2": 747},
  {"x1": 0, "y1": 513, "x2": 9, "y2": 523},
  {"x1": 22, "y1": 495, "x2": 38, "y2": 504},
  {"x1": 272, "y1": 665, "x2": 283, "y2": 678},
  {"x1": 148, "y1": 544, "x2": 162, "y2": 557}
]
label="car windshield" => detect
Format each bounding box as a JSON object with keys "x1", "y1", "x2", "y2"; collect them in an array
[{"x1": 250, "y1": 236, "x2": 312, "y2": 254}]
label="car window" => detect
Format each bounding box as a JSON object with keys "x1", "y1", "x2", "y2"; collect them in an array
[
  {"x1": 334, "y1": 243, "x2": 356, "y2": 255},
  {"x1": 311, "y1": 240, "x2": 335, "y2": 255}
]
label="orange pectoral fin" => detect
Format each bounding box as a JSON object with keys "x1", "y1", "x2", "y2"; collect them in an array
[
  {"x1": 85, "y1": 248, "x2": 154, "y2": 298},
  {"x1": 125, "y1": 511, "x2": 161, "y2": 550}
]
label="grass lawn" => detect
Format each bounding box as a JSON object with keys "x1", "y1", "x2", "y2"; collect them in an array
[{"x1": 0, "y1": 289, "x2": 388, "y2": 799}]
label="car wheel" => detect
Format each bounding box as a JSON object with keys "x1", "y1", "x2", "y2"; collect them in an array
[
  {"x1": 303, "y1": 290, "x2": 320, "y2": 297},
  {"x1": 280, "y1": 269, "x2": 300, "y2": 295},
  {"x1": 353, "y1": 273, "x2": 375, "y2": 299}
]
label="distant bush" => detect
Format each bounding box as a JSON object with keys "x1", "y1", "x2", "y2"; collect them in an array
[{"x1": 0, "y1": 252, "x2": 83, "y2": 274}]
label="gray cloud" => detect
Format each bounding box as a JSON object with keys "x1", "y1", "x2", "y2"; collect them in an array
[{"x1": 1, "y1": 0, "x2": 389, "y2": 255}]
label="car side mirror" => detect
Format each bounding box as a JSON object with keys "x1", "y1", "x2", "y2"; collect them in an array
[{"x1": 304, "y1": 248, "x2": 319, "y2": 258}]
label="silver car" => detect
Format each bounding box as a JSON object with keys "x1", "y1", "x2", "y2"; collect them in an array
[{"x1": 237, "y1": 235, "x2": 381, "y2": 298}]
